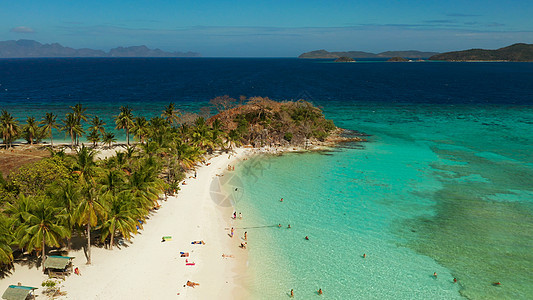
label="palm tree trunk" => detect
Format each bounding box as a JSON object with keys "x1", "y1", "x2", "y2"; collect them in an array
[
  {"x1": 42, "y1": 239, "x2": 46, "y2": 271},
  {"x1": 126, "y1": 127, "x2": 130, "y2": 145},
  {"x1": 86, "y1": 223, "x2": 91, "y2": 264},
  {"x1": 70, "y1": 129, "x2": 74, "y2": 148},
  {"x1": 50, "y1": 129, "x2": 54, "y2": 148},
  {"x1": 110, "y1": 224, "x2": 115, "y2": 250}
]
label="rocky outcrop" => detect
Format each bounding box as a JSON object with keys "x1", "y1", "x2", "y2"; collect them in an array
[{"x1": 334, "y1": 56, "x2": 356, "y2": 62}]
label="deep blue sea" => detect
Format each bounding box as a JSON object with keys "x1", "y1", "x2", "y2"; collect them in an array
[{"x1": 1, "y1": 58, "x2": 532, "y2": 299}]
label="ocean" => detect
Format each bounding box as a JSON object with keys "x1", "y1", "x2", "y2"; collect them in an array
[{"x1": 1, "y1": 58, "x2": 532, "y2": 299}]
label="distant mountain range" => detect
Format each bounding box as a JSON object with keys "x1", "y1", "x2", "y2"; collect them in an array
[
  {"x1": 0, "y1": 39, "x2": 200, "y2": 58},
  {"x1": 298, "y1": 49, "x2": 439, "y2": 59},
  {"x1": 429, "y1": 43, "x2": 533, "y2": 62}
]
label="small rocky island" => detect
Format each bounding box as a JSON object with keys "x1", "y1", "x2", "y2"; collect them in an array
[
  {"x1": 387, "y1": 57, "x2": 409, "y2": 62},
  {"x1": 334, "y1": 56, "x2": 356, "y2": 62}
]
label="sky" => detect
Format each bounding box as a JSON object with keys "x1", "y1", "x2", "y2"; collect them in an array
[{"x1": 1, "y1": 0, "x2": 532, "y2": 57}]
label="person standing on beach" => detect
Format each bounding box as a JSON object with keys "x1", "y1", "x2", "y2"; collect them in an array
[
  {"x1": 244, "y1": 231, "x2": 247, "y2": 240},
  {"x1": 239, "y1": 212, "x2": 242, "y2": 219},
  {"x1": 231, "y1": 227, "x2": 234, "y2": 238}
]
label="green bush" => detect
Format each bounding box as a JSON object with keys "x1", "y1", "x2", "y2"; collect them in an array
[
  {"x1": 8, "y1": 156, "x2": 72, "y2": 196},
  {"x1": 283, "y1": 132, "x2": 293, "y2": 142}
]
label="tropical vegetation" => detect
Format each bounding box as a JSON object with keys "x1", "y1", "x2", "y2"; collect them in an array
[{"x1": 0, "y1": 96, "x2": 337, "y2": 270}]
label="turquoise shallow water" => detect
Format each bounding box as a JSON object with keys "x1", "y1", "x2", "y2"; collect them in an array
[{"x1": 232, "y1": 104, "x2": 533, "y2": 299}]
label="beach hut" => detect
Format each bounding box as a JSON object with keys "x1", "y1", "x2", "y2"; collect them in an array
[
  {"x1": 1, "y1": 285, "x2": 37, "y2": 300},
  {"x1": 43, "y1": 256, "x2": 74, "y2": 279}
]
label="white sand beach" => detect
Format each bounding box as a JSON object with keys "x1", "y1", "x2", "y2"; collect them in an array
[{"x1": 0, "y1": 148, "x2": 251, "y2": 299}]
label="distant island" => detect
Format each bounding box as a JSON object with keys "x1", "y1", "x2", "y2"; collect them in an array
[
  {"x1": 299, "y1": 49, "x2": 439, "y2": 59},
  {"x1": 387, "y1": 57, "x2": 409, "y2": 62},
  {"x1": 429, "y1": 43, "x2": 533, "y2": 62},
  {"x1": 334, "y1": 56, "x2": 356, "y2": 62},
  {"x1": 0, "y1": 39, "x2": 201, "y2": 58}
]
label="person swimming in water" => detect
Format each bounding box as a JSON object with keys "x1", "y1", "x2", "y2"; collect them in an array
[
  {"x1": 287, "y1": 224, "x2": 291, "y2": 229},
  {"x1": 305, "y1": 236, "x2": 309, "y2": 240},
  {"x1": 290, "y1": 289, "x2": 294, "y2": 297},
  {"x1": 433, "y1": 272, "x2": 438, "y2": 278},
  {"x1": 363, "y1": 253, "x2": 366, "y2": 258},
  {"x1": 453, "y1": 278, "x2": 457, "y2": 283},
  {"x1": 318, "y1": 288, "x2": 323, "y2": 295}
]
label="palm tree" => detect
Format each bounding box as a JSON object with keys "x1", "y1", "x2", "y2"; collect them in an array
[
  {"x1": 209, "y1": 119, "x2": 225, "y2": 150},
  {"x1": 19, "y1": 196, "x2": 69, "y2": 270},
  {"x1": 41, "y1": 112, "x2": 58, "y2": 147},
  {"x1": 161, "y1": 102, "x2": 181, "y2": 125},
  {"x1": 123, "y1": 145, "x2": 138, "y2": 161},
  {"x1": 71, "y1": 145, "x2": 99, "y2": 185},
  {"x1": 23, "y1": 116, "x2": 40, "y2": 145},
  {"x1": 147, "y1": 117, "x2": 171, "y2": 147},
  {"x1": 0, "y1": 215, "x2": 14, "y2": 266},
  {"x1": 76, "y1": 185, "x2": 106, "y2": 264},
  {"x1": 87, "y1": 116, "x2": 106, "y2": 147},
  {"x1": 71, "y1": 103, "x2": 89, "y2": 123},
  {"x1": 191, "y1": 117, "x2": 212, "y2": 149},
  {"x1": 99, "y1": 169, "x2": 124, "y2": 197},
  {"x1": 226, "y1": 129, "x2": 242, "y2": 149},
  {"x1": 178, "y1": 123, "x2": 191, "y2": 142},
  {"x1": 88, "y1": 116, "x2": 106, "y2": 136},
  {"x1": 5, "y1": 194, "x2": 34, "y2": 255},
  {"x1": 102, "y1": 131, "x2": 117, "y2": 148},
  {"x1": 132, "y1": 116, "x2": 149, "y2": 144},
  {"x1": 127, "y1": 159, "x2": 165, "y2": 210},
  {"x1": 0, "y1": 109, "x2": 20, "y2": 149},
  {"x1": 61, "y1": 113, "x2": 84, "y2": 148},
  {"x1": 99, "y1": 191, "x2": 138, "y2": 249},
  {"x1": 48, "y1": 180, "x2": 81, "y2": 250},
  {"x1": 87, "y1": 131, "x2": 100, "y2": 147},
  {"x1": 70, "y1": 103, "x2": 89, "y2": 146},
  {"x1": 5, "y1": 194, "x2": 33, "y2": 233},
  {"x1": 115, "y1": 106, "x2": 134, "y2": 145},
  {"x1": 174, "y1": 139, "x2": 202, "y2": 169}
]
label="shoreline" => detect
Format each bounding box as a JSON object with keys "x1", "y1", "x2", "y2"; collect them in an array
[
  {"x1": 0, "y1": 140, "x2": 353, "y2": 299},
  {"x1": 0, "y1": 148, "x2": 251, "y2": 299}
]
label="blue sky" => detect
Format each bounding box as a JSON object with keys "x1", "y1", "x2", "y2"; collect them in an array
[{"x1": 1, "y1": 0, "x2": 532, "y2": 57}]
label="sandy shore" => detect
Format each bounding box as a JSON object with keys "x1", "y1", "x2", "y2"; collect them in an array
[{"x1": 0, "y1": 148, "x2": 251, "y2": 299}]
